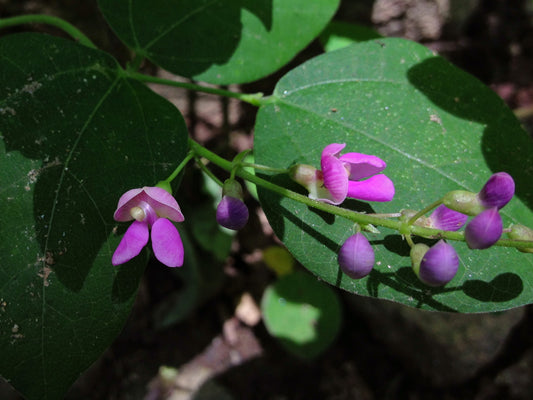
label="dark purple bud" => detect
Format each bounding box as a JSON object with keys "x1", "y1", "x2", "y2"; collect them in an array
[
  {"x1": 338, "y1": 233, "x2": 374, "y2": 279},
  {"x1": 478, "y1": 172, "x2": 515, "y2": 210},
  {"x1": 216, "y1": 196, "x2": 249, "y2": 230},
  {"x1": 428, "y1": 204, "x2": 468, "y2": 231},
  {"x1": 418, "y1": 240, "x2": 459, "y2": 286},
  {"x1": 464, "y1": 207, "x2": 502, "y2": 249}
]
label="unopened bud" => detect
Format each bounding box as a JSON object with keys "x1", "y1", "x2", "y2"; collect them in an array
[
  {"x1": 338, "y1": 233, "x2": 374, "y2": 279},
  {"x1": 508, "y1": 224, "x2": 533, "y2": 253}
]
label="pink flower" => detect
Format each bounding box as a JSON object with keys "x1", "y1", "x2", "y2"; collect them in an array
[
  {"x1": 319, "y1": 143, "x2": 395, "y2": 205},
  {"x1": 112, "y1": 187, "x2": 185, "y2": 267}
]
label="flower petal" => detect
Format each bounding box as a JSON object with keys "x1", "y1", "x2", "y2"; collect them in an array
[
  {"x1": 321, "y1": 155, "x2": 348, "y2": 204},
  {"x1": 465, "y1": 207, "x2": 502, "y2": 249},
  {"x1": 347, "y1": 174, "x2": 395, "y2": 202},
  {"x1": 216, "y1": 196, "x2": 249, "y2": 230},
  {"x1": 143, "y1": 186, "x2": 185, "y2": 222},
  {"x1": 151, "y1": 218, "x2": 184, "y2": 267},
  {"x1": 339, "y1": 152, "x2": 386, "y2": 180},
  {"x1": 338, "y1": 233, "x2": 374, "y2": 279},
  {"x1": 112, "y1": 220, "x2": 149, "y2": 265},
  {"x1": 419, "y1": 240, "x2": 459, "y2": 286},
  {"x1": 478, "y1": 172, "x2": 515, "y2": 210},
  {"x1": 322, "y1": 143, "x2": 346, "y2": 157},
  {"x1": 113, "y1": 188, "x2": 144, "y2": 221},
  {"x1": 428, "y1": 204, "x2": 468, "y2": 231}
]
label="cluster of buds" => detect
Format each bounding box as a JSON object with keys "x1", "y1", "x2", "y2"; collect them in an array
[{"x1": 405, "y1": 172, "x2": 516, "y2": 286}]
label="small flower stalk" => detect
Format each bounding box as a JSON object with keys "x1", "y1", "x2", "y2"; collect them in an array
[
  {"x1": 338, "y1": 233, "x2": 375, "y2": 279},
  {"x1": 216, "y1": 179, "x2": 249, "y2": 231},
  {"x1": 113, "y1": 186, "x2": 185, "y2": 267}
]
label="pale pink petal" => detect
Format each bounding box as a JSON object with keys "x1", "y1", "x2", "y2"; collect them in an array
[
  {"x1": 339, "y1": 152, "x2": 387, "y2": 180},
  {"x1": 151, "y1": 218, "x2": 184, "y2": 267},
  {"x1": 347, "y1": 174, "x2": 395, "y2": 202},
  {"x1": 143, "y1": 187, "x2": 184, "y2": 222},
  {"x1": 321, "y1": 155, "x2": 348, "y2": 204},
  {"x1": 113, "y1": 188, "x2": 144, "y2": 221},
  {"x1": 322, "y1": 143, "x2": 346, "y2": 158},
  {"x1": 112, "y1": 220, "x2": 149, "y2": 265}
]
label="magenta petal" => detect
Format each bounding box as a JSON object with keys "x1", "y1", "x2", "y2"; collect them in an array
[
  {"x1": 114, "y1": 188, "x2": 144, "y2": 221},
  {"x1": 143, "y1": 186, "x2": 184, "y2": 222},
  {"x1": 112, "y1": 220, "x2": 149, "y2": 265},
  {"x1": 151, "y1": 218, "x2": 184, "y2": 267},
  {"x1": 347, "y1": 174, "x2": 395, "y2": 202},
  {"x1": 465, "y1": 207, "x2": 502, "y2": 250},
  {"x1": 339, "y1": 152, "x2": 387, "y2": 180},
  {"x1": 322, "y1": 143, "x2": 346, "y2": 157},
  {"x1": 321, "y1": 155, "x2": 348, "y2": 204},
  {"x1": 478, "y1": 172, "x2": 515, "y2": 210},
  {"x1": 338, "y1": 233, "x2": 375, "y2": 279},
  {"x1": 419, "y1": 240, "x2": 459, "y2": 286},
  {"x1": 429, "y1": 204, "x2": 468, "y2": 231}
]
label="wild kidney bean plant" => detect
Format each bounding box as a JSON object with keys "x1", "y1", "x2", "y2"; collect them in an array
[{"x1": 1, "y1": 1, "x2": 533, "y2": 399}]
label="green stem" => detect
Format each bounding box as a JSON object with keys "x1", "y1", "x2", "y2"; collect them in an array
[
  {"x1": 196, "y1": 157, "x2": 224, "y2": 187},
  {"x1": 241, "y1": 162, "x2": 290, "y2": 174},
  {"x1": 188, "y1": 138, "x2": 533, "y2": 251},
  {"x1": 408, "y1": 199, "x2": 443, "y2": 225},
  {"x1": 0, "y1": 14, "x2": 96, "y2": 49},
  {"x1": 162, "y1": 151, "x2": 195, "y2": 184},
  {"x1": 126, "y1": 71, "x2": 268, "y2": 106}
]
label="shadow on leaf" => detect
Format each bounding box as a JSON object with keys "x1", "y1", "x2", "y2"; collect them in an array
[{"x1": 407, "y1": 57, "x2": 533, "y2": 212}]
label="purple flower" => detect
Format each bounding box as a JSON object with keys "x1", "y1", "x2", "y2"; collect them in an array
[
  {"x1": 217, "y1": 196, "x2": 249, "y2": 230},
  {"x1": 338, "y1": 233, "x2": 375, "y2": 279},
  {"x1": 478, "y1": 172, "x2": 515, "y2": 209},
  {"x1": 428, "y1": 204, "x2": 468, "y2": 231},
  {"x1": 317, "y1": 143, "x2": 395, "y2": 205},
  {"x1": 418, "y1": 240, "x2": 459, "y2": 286},
  {"x1": 112, "y1": 187, "x2": 184, "y2": 267},
  {"x1": 464, "y1": 207, "x2": 502, "y2": 250}
]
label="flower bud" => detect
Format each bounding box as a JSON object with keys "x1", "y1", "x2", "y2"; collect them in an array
[
  {"x1": 338, "y1": 233, "x2": 374, "y2": 279},
  {"x1": 216, "y1": 179, "x2": 249, "y2": 230},
  {"x1": 412, "y1": 240, "x2": 459, "y2": 286},
  {"x1": 464, "y1": 207, "x2": 502, "y2": 249},
  {"x1": 508, "y1": 224, "x2": 533, "y2": 253},
  {"x1": 478, "y1": 172, "x2": 514, "y2": 210}
]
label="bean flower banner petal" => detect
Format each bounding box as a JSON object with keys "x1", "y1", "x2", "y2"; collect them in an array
[
  {"x1": 254, "y1": 38, "x2": 533, "y2": 313},
  {"x1": 0, "y1": 33, "x2": 188, "y2": 399}
]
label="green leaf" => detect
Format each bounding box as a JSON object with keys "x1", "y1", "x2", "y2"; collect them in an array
[
  {"x1": 254, "y1": 38, "x2": 533, "y2": 313},
  {"x1": 319, "y1": 20, "x2": 382, "y2": 52},
  {"x1": 97, "y1": 0, "x2": 340, "y2": 84},
  {"x1": 261, "y1": 271, "x2": 342, "y2": 359},
  {"x1": 0, "y1": 33, "x2": 188, "y2": 399}
]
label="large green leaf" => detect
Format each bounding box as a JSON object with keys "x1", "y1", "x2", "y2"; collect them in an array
[
  {"x1": 0, "y1": 33, "x2": 188, "y2": 399},
  {"x1": 254, "y1": 38, "x2": 533, "y2": 313},
  {"x1": 97, "y1": 0, "x2": 340, "y2": 84}
]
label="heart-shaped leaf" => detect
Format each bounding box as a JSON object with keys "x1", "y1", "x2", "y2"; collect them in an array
[
  {"x1": 0, "y1": 33, "x2": 188, "y2": 399},
  {"x1": 97, "y1": 0, "x2": 340, "y2": 84},
  {"x1": 254, "y1": 38, "x2": 533, "y2": 313}
]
